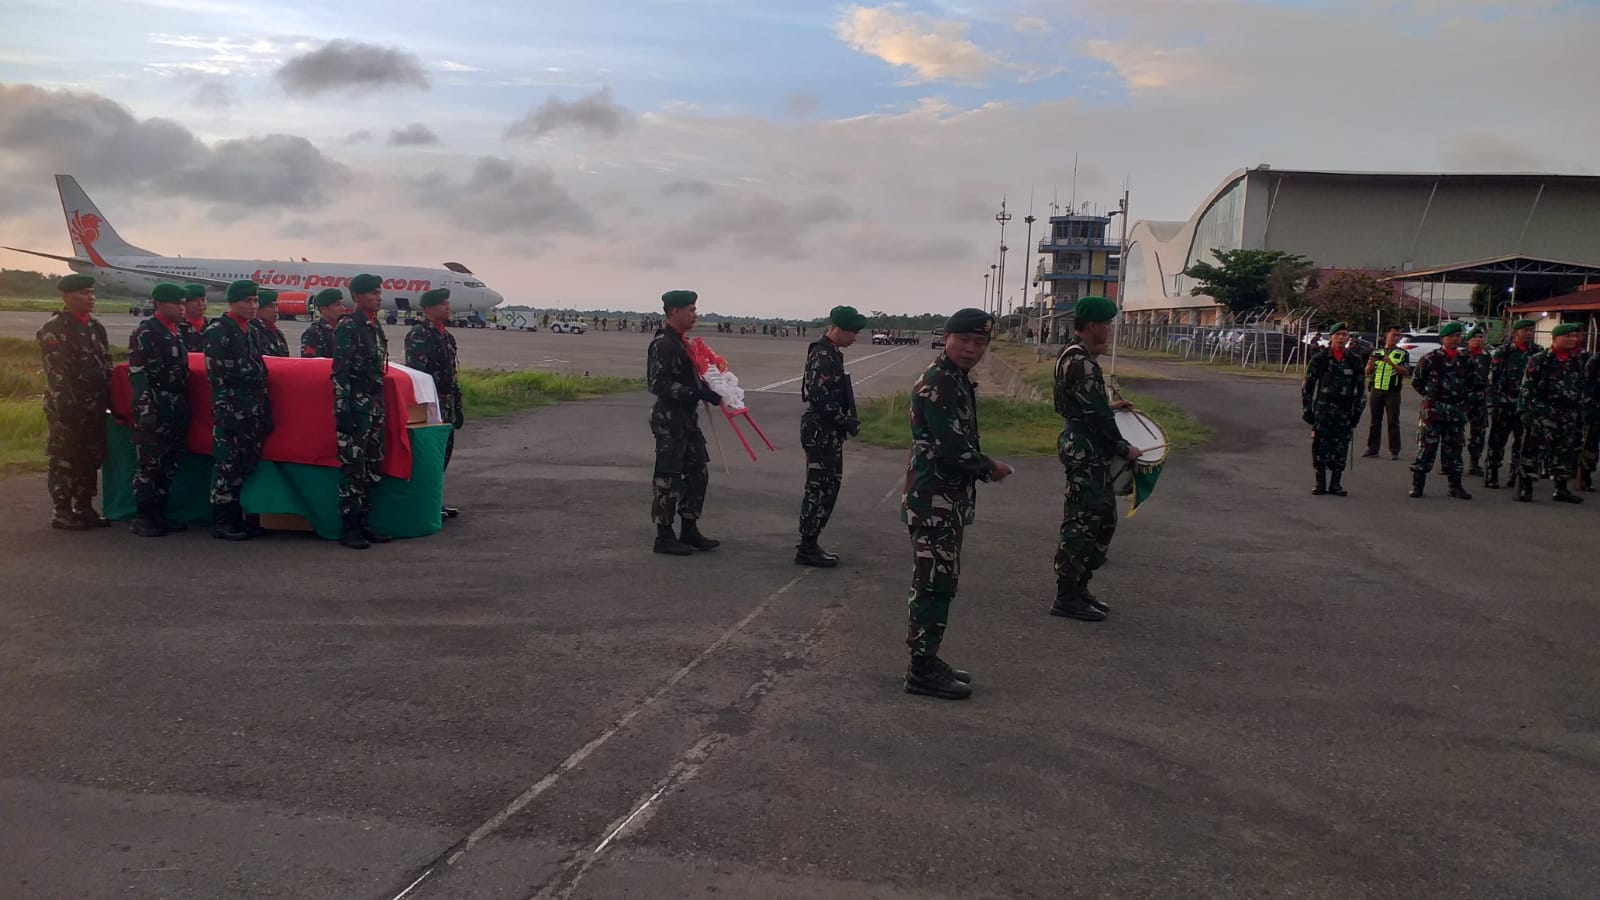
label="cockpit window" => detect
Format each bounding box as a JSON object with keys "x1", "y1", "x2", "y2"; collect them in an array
[
  {"x1": 463, "y1": 280, "x2": 484, "y2": 288},
  {"x1": 443, "y1": 262, "x2": 475, "y2": 274}
]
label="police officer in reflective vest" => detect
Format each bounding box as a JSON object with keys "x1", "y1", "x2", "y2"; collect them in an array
[{"x1": 1362, "y1": 325, "x2": 1410, "y2": 459}]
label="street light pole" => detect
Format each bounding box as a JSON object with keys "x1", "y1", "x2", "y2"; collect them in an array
[
  {"x1": 995, "y1": 199, "x2": 1012, "y2": 320},
  {"x1": 1023, "y1": 212, "x2": 1036, "y2": 342},
  {"x1": 984, "y1": 272, "x2": 990, "y2": 307},
  {"x1": 1108, "y1": 188, "x2": 1130, "y2": 378},
  {"x1": 989, "y1": 263, "x2": 997, "y2": 311}
]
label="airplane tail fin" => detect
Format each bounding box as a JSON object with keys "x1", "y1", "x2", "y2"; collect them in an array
[{"x1": 55, "y1": 174, "x2": 156, "y2": 263}]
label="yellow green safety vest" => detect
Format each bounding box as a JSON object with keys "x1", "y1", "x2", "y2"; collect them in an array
[{"x1": 1371, "y1": 348, "x2": 1406, "y2": 390}]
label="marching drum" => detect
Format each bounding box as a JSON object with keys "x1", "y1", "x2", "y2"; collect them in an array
[{"x1": 1111, "y1": 410, "x2": 1168, "y2": 496}]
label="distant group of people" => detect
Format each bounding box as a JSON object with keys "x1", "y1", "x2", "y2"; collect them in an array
[
  {"x1": 643, "y1": 291, "x2": 1139, "y2": 701},
  {"x1": 1302, "y1": 321, "x2": 1599, "y2": 501},
  {"x1": 35, "y1": 273, "x2": 466, "y2": 548}
]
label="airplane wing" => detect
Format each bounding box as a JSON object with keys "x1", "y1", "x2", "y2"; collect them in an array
[
  {"x1": 2, "y1": 246, "x2": 85, "y2": 265},
  {"x1": 2, "y1": 246, "x2": 234, "y2": 289}
]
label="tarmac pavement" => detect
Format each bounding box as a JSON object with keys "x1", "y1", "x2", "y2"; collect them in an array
[{"x1": 2, "y1": 344, "x2": 1598, "y2": 899}]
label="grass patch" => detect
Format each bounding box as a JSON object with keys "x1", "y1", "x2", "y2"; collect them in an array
[
  {"x1": 459, "y1": 368, "x2": 641, "y2": 418},
  {"x1": 0, "y1": 298, "x2": 61, "y2": 312}
]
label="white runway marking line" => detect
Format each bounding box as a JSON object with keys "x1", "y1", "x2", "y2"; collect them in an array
[
  {"x1": 751, "y1": 345, "x2": 905, "y2": 392},
  {"x1": 388, "y1": 568, "x2": 816, "y2": 900}
]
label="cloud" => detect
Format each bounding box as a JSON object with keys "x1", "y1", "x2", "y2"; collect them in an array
[
  {"x1": 189, "y1": 78, "x2": 236, "y2": 109},
  {"x1": 1440, "y1": 133, "x2": 1565, "y2": 173},
  {"x1": 174, "y1": 134, "x2": 348, "y2": 207},
  {"x1": 146, "y1": 33, "x2": 304, "y2": 77},
  {"x1": 663, "y1": 189, "x2": 854, "y2": 259},
  {"x1": 1013, "y1": 16, "x2": 1052, "y2": 35},
  {"x1": 839, "y1": 223, "x2": 974, "y2": 262},
  {"x1": 344, "y1": 129, "x2": 374, "y2": 144},
  {"x1": 438, "y1": 60, "x2": 482, "y2": 73},
  {"x1": 274, "y1": 40, "x2": 430, "y2": 96},
  {"x1": 504, "y1": 87, "x2": 630, "y2": 140},
  {"x1": 786, "y1": 93, "x2": 820, "y2": 117},
  {"x1": 388, "y1": 123, "x2": 440, "y2": 146},
  {"x1": 1077, "y1": 38, "x2": 1210, "y2": 94},
  {"x1": 413, "y1": 157, "x2": 594, "y2": 236},
  {"x1": 835, "y1": 3, "x2": 1001, "y2": 84},
  {"x1": 661, "y1": 179, "x2": 716, "y2": 197}
]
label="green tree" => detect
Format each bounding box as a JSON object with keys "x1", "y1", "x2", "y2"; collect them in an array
[
  {"x1": 1309, "y1": 271, "x2": 1406, "y2": 333},
  {"x1": 1182, "y1": 249, "x2": 1315, "y2": 317}
]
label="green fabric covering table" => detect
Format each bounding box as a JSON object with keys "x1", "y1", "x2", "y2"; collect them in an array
[{"x1": 102, "y1": 419, "x2": 451, "y2": 540}]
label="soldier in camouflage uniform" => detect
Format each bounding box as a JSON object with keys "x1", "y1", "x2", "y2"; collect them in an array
[
  {"x1": 1409, "y1": 322, "x2": 1479, "y2": 499},
  {"x1": 179, "y1": 283, "x2": 210, "y2": 352},
  {"x1": 1581, "y1": 350, "x2": 1600, "y2": 493},
  {"x1": 405, "y1": 287, "x2": 464, "y2": 519},
  {"x1": 251, "y1": 289, "x2": 291, "y2": 358},
  {"x1": 1464, "y1": 326, "x2": 1492, "y2": 476},
  {"x1": 1052, "y1": 296, "x2": 1141, "y2": 623},
  {"x1": 901, "y1": 308, "x2": 1014, "y2": 701},
  {"x1": 301, "y1": 289, "x2": 346, "y2": 357},
  {"x1": 35, "y1": 273, "x2": 112, "y2": 530},
  {"x1": 1516, "y1": 321, "x2": 1587, "y2": 504},
  {"x1": 1301, "y1": 322, "x2": 1366, "y2": 497},
  {"x1": 647, "y1": 290, "x2": 722, "y2": 555},
  {"x1": 205, "y1": 279, "x2": 273, "y2": 539},
  {"x1": 333, "y1": 273, "x2": 393, "y2": 549},
  {"x1": 128, "y1": 282, "x2": 192, "y2": 537},
  {"x1": 1484, "y1": 319, "x2": 1537, "y2": 489},
  {"x1": 796, "y1": 304, "x2": 866, "y2": 567}
]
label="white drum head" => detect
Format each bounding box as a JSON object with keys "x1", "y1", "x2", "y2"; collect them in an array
[{"x1": 1111, "y1": 410, "x2": 1168, "y2": 495}]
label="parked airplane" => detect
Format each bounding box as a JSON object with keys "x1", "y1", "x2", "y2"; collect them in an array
[{"x1": 3, "y1": 175, "x2": 506, "y2": 316}]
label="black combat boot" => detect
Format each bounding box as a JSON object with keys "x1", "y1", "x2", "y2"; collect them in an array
[
  {"x1": 1581, "y1": 470, "x2": 1595, "y2": 493},
  {"x1": 442, "y1": 505, "x2": 461, "y2": 518},
  {"x1": 1447, "y1": 477, "x2": 1473, "y2": 500},
  {"x1": 794, "y1": 537, "x2": 839, "y2": 568},
  {"x1": 1515, "y1": 472, "x2": 1534, "y2": 502},
  {"x1": 130, "y1": 502, "x2": 166, "y2": 537},
  {"x1": 1080, "y1": 575, "x2": 1110, "y2": 613},
  {"x1": 653, "y1": 524, "x2": 693, "y2": 555},
  {"x1": 211, "y1": 504, "x2": 250, "y2": 541},
  {"x1": 1313, "y1": 468, "x2": 1327, "y2": 495},
  {"x1": 1327, "y1": 469, "x2": 1348, "y2": 497},
  {"x1": 679, "y1": 518, "x2": 719, "y2": 551},
  {"x1": 1483, "y1": 466, "x2": 1500, "y2": 489},
  {"x1": 1468, "y1": 456, "x2": 1483, "y2": 477},
  {"x1": 51, "y1": 504, "x2": 89, "y2": 531},
  {"x1": 1408, "y1": 471, "x2": 1425, "y2": 499},
  {"x1": 340, "y1": 513, "x2": 370, "y2": 549},
  {"x1": 903, "y1": 654, "x2": 972, "y2": 700},
  {"x1": 75, "y1": 500, "x2": 111, "y2": 528},
  {"x1": 926, "y1": 646, "x2": 972, "y2": 684},
  {"x1": 359, "y1": 510, "x2": 392, "y2": 543},
  {"x1": 1049, "y1": 576, "x2": 1106, "y2": 622},
  {"x1": 243, "y1": 512, "x2": 266, "y2": 538},
  {"x1": 1553, "y1": 479, "x2": 1584, "y2": 504}
]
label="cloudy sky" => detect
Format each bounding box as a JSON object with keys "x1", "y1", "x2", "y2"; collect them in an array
[{"x1": 1, "y1": 0, "x2": 1595, "y2": 316}]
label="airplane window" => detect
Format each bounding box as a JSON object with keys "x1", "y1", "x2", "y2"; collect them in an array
[
  {"x1": 443, "y1": 262, "x2": 475, "y2": 274},
  {"x1": 464, "y1": 281, "x2": 484, "y2": 288}
]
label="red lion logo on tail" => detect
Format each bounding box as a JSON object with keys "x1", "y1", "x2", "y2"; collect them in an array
[{"x1": 69, "y1": 211, "x2": 102, "y2": 249}]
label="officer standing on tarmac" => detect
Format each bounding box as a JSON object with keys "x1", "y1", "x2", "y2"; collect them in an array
[
  {"x1": 1465, "y1": 325, "x2": 1492, "y2": 476},
  {"x1": 301, "y1": 289, "x2": 346, "y2": 357},
  {"x1": 1484, "y1": 319, "x2": 1538, "y2": 489},
  {"x1": 1302, "y1": 323, "x2": 1366, "y2": 497},
  {"x1": 1051, "y1": 296, "x2": 1141, "y2": 623},
  {"x1": 796, "y1": 305, "x2": 866, "y2": 567},
  {"x1": 900, "y1": 308, "x2": 1014, "y2": 702},
  {"x1": 1409, "y1": 322, "x2": 1479, "y2": 500},
  {"x1": 204, "y1": 280, "x2": 273, "y2": 540},
  {"x1": 1362, "y1": 325, "x2": 1410, "y2": 460},
  {"x1": 128, "y1": 283, "x2": 192, "y2": 537},
  {"x1": 333, "y1": 274, "x2": 393, "y2": 549},
  {"x1": 252, "y1": 290, "x2": 290, "y2": 357},
  {"x1": 179, "y1": 283, "x2": 210, "y2": 352},
  {"x1": 35, "y1": 273, "x2": 112, "y2": 530},
  {"x1": 1516, "y1": 322, "x2": 1587, "y2": 504},
  {"x1": 405, "y1": 287, "x2": 464, "y2": 520},
  {"x1": 647, "y1": 290, "x2": 722, "y2": 556}
]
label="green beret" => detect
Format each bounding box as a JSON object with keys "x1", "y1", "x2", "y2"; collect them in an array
[
  {"x1": 184, "y1": 283, "x2": 208, "y2": 299},
  {"x1": 1466, "y1": 325, "x2": 1485, "y2": 339},
  {"x1": 150, "y1": 282, "x2": 186, "y2": 304},
  {"x1": 257, "y1": 289, "x2": 278, "y2": 305},
  {"x1": 226, "y1": 279, "x2": 258, "y2": 303},
  {"x1": 1551, "y1": 322, "x2": 1582, "y2": 337},
  {"x1": 1073, "y1": 296, "x2": 1118, "y2": 324},
  {"x1": 944, "y1": 308, "x2": 994, "y2": 336},
  {"x1": 1328, "y1": 322, "x2": 1348, "y2": 334},
  {"x1": 1511, "y1": 319, "x2": 1536, "y2": 331},
  {"x1": 1438, "y1": 322, "x2": 1463, "y2": 338},
  {"x1": 419, "y1": 288, "x2": 451, "y2": 308},
  {"x1": 57, "y1": 273, "x2": 95, "y2": 293},
  {"x1": 314, "y1": 288, "x2": 345, "y2": 309},
  {"x1": 349, "y1": 273, "x2": 383, "y2": 294},
  {"x1": 829, "y1": 305, "x2": 867, "y2": 332},
  {"x1": 662, "y1": 289, "x2": 698, "y2": 310}
]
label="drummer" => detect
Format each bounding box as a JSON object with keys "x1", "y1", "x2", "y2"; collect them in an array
[{"x1": 1050, "y1": 296, "x2": 1141, "y2": 623}]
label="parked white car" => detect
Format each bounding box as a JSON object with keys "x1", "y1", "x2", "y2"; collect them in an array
[{"x1": 549, "y1": 320, "x2": 588, "y2": 334}]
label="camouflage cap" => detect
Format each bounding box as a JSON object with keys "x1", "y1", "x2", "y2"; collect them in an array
[
  {"x1": 225, "y1": 279, "x2": 258, "y2": 303},
  {"x1": 57, "y1": 273, "x2": 95, "y2": 293},
  {"x1": 662, "y1": 289, "x2": 698, "y2": 309},
  {"x1": 349, "y1": 273, "x2": 383, "y2": 294},
  {"x1": 1551, "y1": 322, "x2": 1582, "y2": 337},
  {"x1": 944, "y1": 308, "x2": 994, "y2": 336},
  {"x1": 257, "y1": 289, "x2": 279, "y2": 305},
  {"x1": 184, "y1": 283, "x2": 208, "y2": 299},
  {"x1": 420, "y1": 288, "x2": 451, "y2": 308},
  {"x1": 1438, "y1": 322, "x2": 1463, "y2": 338},
  {"x1": 1074, "y1": 296, "x2": 1118, "y2": 323},
  {"x1": 151, "y1": 282, "x2": 186, "y2": 304},
  {"x1": 313, "y1": 288, "x2": 345, "y2": 309}
]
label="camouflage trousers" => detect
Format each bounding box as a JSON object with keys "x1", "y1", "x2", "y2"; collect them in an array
[
  {"x1": 1583, "y1": 418, "x2": 1599, "y2": 476},
  {"x1": 133, "y1": 421, "x2": 186, "y2": 514},
  {"x1": 651, "y1": 426, "x2": 708, "y2": 526},
  {"x1": 1412, "y1": 420, "x2": 1465, "y2": 478},
  {"x1": 1055, "y1": 462, "x2": 1116, "y2": 587},
  {"x1": 45, "y1": 408, "x2": 107, "y2": 510},
  {"x1": 211, "y1": 418, "x2": 268, "y2": 507},
  {"x1": 1311, "y1": 414, "x2": 1356, "y2": 471},
  {"x1": 1467, "y1": 406, "x2": 1488, "y2": 467},
  {"x1": 798, "y1": 424, "x2": 843, "y2": 539},
  {"x1": 1522, "y1": 410, "x2": 1581, "y2": 480},
  {"x1": 906, "y1": 525, "x2": 963, "y2": 658},
  {"x1": 337, "y1": 410, "x2": 386, "y2": 517},
  {"x1": 1486, "y1": 407, "x2": 1524, "y2": 471}
]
